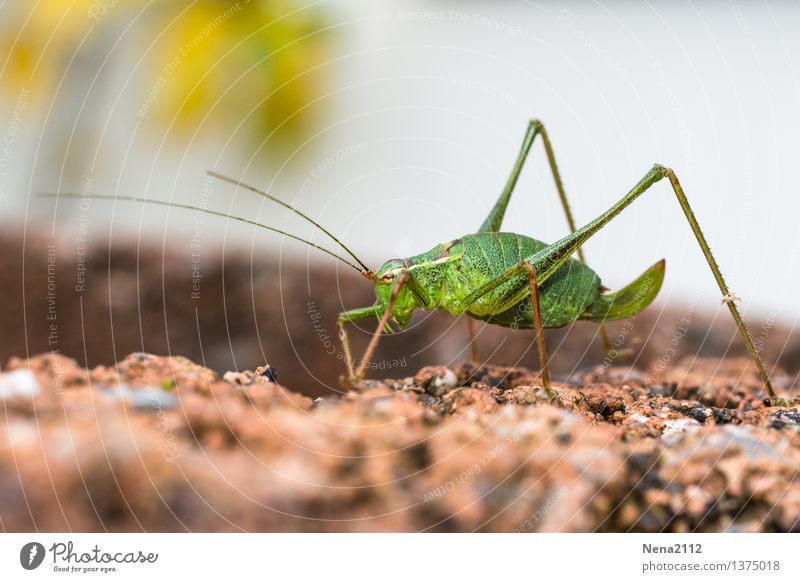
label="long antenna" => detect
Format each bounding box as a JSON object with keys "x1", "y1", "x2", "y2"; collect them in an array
[
  {"x1": 207, "y1": 171, "x2": 373, "y2": 275},
  {"x1": 37, "y1": 193, "x2": 369, "y2": 275}
]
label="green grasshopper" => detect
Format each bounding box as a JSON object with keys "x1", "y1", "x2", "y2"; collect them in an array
[{"x1": 43, "y1": 119, "x2": 788, "y2": 404}]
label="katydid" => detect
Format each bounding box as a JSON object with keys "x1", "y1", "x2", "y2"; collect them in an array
[{"x1": 41, "y1": 119, "x2": 789, "y2": 404}]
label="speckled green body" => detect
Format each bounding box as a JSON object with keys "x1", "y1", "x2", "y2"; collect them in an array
[
  {"x1": 385, "y1": 232, "x2": 602, "y2": 329},
  {"x1": 333, "y1": 125, "x2": 776, "y2": 399}
]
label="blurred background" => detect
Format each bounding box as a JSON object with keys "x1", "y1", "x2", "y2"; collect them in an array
[{"x1": 2, "y1": 0, "x2": 800, "y2": 395}]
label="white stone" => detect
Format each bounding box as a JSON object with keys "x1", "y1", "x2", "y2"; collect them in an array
[{"x1": 0, "y1": 369, "x2": 40, "y2": 400}]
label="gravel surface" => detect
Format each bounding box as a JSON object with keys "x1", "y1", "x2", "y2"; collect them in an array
[{"x1": 1, "y1": 351, "x2": 798, "y2": 532}]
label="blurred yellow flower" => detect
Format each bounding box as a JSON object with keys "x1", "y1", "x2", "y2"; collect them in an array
[{"x1": 0, "y1": 0, "x2": 331, "y2": 148}]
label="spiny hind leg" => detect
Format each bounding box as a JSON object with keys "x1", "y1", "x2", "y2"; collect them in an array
[
  {"x1": 573, "y1": 165, "x2": 784, "y2": 402},
  {"x1": 544, "y1": 164, "x2": 784, "y2": 404},
  {"x1": 657, "y1": 167, "x2": 788, "y2": 405},
  {"x1": 476, "y1": 118, "x2": 613, "y2": 357}
]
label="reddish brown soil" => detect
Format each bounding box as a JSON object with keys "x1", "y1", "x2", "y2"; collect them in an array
[{"x1": 1, "y1": 351, "x2": 798, "y2": 532}]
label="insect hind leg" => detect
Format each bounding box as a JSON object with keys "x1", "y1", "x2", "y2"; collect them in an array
[
  {"x1": 462, "y1": 164, "x2": 786, "y2": 404},
  {"x1": 531, "y1": 164, "x2": 785, "y2": 404},
  {"x1": 660, "y1": 167, "x2": 787, "y2": 404}
]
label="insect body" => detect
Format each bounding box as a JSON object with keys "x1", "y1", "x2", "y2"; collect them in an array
[
  {"x1": 334, "y1": 119, "x2": 786, "y2": 404},
  {"x1": 339, "y1": 197, "x2": 665, "y2": 396},
  {"x1": 369, "y1": 232, "x2": 662, "y2": 331},
  {"x1": 42, "y1": 119, "x2": 792, "y2": 405}
]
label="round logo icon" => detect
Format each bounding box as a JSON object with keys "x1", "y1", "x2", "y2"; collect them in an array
[{"x1": 19, "y1": 542, "x2": 46, "y2": 570}]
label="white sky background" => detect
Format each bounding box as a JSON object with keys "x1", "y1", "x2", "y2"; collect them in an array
[{"x1": 4, "y1": 0, "x2": 800, "y2": 322}]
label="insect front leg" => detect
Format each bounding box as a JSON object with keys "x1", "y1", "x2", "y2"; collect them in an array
[
  {"x1": 352, "y1": 272, "x2": 410, "y2": 383},
  {"x1": 337, "y1": 272, "x2": 411, "y2": 387},
  {"x1": 337, "y1": 306, "x2": 379, "y2": 385}
]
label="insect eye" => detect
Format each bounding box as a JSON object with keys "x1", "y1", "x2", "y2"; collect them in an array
[{"x1": 382, "y1": 272, "x2": 395, "y2": 282}]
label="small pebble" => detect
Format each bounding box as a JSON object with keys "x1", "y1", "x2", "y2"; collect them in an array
[
  {"x1": 662, "y1": 418, "x2": 700, "y2": 436},
  {"x1": 260, "y1": 365, "x2": 279, "y2": 383},
  {"x1": 435, "y1": 368, "x2": 457, "y2": 389},
  {"x1": 0, "y1": 369, "x2": 40, "y2": 400},
  {"x1": 103, "y1": 385, "x2": 178, "y2": 411}
]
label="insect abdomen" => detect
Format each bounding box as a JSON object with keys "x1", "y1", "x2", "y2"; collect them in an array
[{"x1": 432, "y1": 232, "x2": 602, "y2": 328}]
